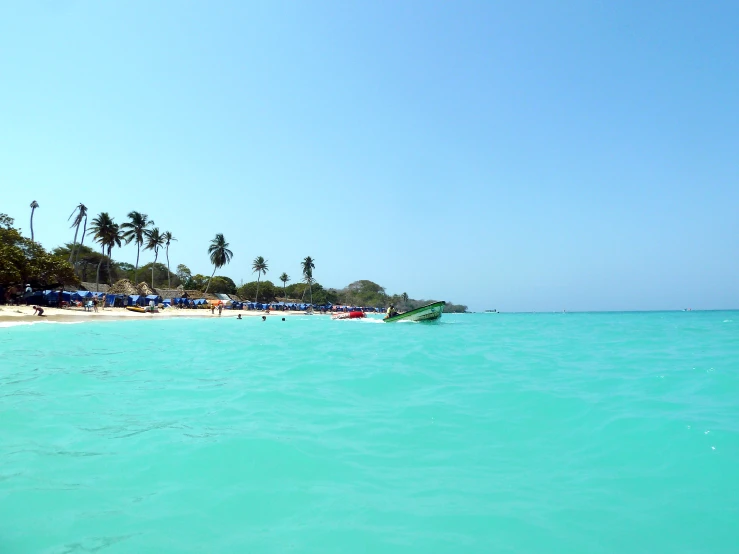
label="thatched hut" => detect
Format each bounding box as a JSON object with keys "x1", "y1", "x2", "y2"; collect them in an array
[
  {"x1": 108, "y1": 279, "x2": 140, "y2": 296},
  {"x1": 138, "y1": 282, "x2": 155, "y2": 296},
  {"x1": 80, "y1": 282, "x2": 110, "y2": 293}
]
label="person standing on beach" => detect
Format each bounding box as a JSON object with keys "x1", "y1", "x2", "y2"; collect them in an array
[
  {"x1": 93, "y1": 298, "x2": 99, "y2": 313},
  {"x1": 211, "y1": 304, "x2": 215, "y2": 315},
  {"x1": 217, "y1": 304, "x2": 222, "y2": 316}
]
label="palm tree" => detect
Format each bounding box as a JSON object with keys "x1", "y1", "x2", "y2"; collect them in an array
[
  {"x1": 105, "y1": 223, "x2": 124, "y2": 285},
  {"x1": 88, "y1": 212, "x2": 115, "y2": 293},
  {"x1": 204, "y1": 233, "x2": 233, "y2": 293},
  {"x1": 162, "y1": 231, "x2": 176, "y2": 288},
  {"x1": 402, "y1": 292, "x2": 409, "y2": 306},
  {"x1": 279, "y1": 273, "x2": 290, "y2": 301},
  {"x1": 301, "y1": 256, "x2": 315, "y2": 305},
  {"x1": 67, "y1": 203, "x2": 88, "y2": 264},
  {"x1": 252, "y1": 256, "x2": 269, "y2": 303},
  {"x1": 120, "y1": 211, "x2": 154, "y2": 283},
  {"x1": 145, "y1": 227, "x2": 165, "y2": 264},
  {"x1": 29, "y1": 200, "x2": 39, "y2": 242}
]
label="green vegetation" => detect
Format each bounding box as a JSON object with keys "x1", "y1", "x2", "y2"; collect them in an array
[
  {"x1": 0, "y1": 214, "x2": 77, "y2": 289},
  {"x1": 252, "y1": 256, "x2": 268, "y2": 303},
  {"x1": 4, "y1": 204, "x2": 469, "y2": 310},
  {"x1": 204, "y1": 234, "x2": 233, "y2": 293}
]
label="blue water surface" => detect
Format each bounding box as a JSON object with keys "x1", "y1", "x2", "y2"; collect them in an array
[{"x1": 1, "y1": 312, "x2": 738, "y2": 553}]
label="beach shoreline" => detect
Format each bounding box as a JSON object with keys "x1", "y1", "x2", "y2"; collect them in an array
[{"x1": 0, "y1": 305, "x2": 325, "y2": 325}]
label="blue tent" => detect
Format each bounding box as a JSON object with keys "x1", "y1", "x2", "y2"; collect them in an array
[
  {"x1": 128, "y1": 294, "x2": 142, "y2": 306},
  {"x1": 193, "y1": 298, "x2": 206, "y2": 306},
  {"x1": 72, "y1": 291, "x2": 92, "y2": 301},
  {"x1": 145, "y1": 294, "x2": 161, "y2": 304}
]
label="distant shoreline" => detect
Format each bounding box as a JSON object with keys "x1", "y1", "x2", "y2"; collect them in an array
[{"x1": 0, "y1": 305, "x2": 329, "y2": 326}]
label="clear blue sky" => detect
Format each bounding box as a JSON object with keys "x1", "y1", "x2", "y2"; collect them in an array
[{"x1": 2, "y1": 1, "x2": 737, "y2": 311}]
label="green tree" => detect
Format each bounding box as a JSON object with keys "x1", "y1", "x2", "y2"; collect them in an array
[
  {"x1": 237, "y1": 280, "x2": 276, "y2": 302},
  {"x1": 176, "y1": 264, "x2": 191, "y2": 285},
  {"x1": 87, "y1": 212, "x2": 116, "y2": 293},
  {"x1": 279, "y1": 272, "x2": 290, "y2": 301},
  {"x1": 252, "y1": 256, "x2": 268, "y2": 303},
  {"x1": 207, "y1": 276, "x2": 237, "y2": 295},
  {"x1": 67, "y1": 203, "x2": 88, "y2": 265},
  {"x1": 162, "y1": 231, "x2": 176, "y2": 288},
  {"x1": 29, "y1": 200, "x2": 39, "y2": 243},
  {"x1": 204, "y1": 233, "x2": 233, "y2": 293},
  {"x1": 0, "y1": 213, "x2": 78, "y2": 289},
  {"x1": 120, "y1": 211, "x2": 154, "y2": 284},
  {"x1": 184, "y1": 273, "x2": 209, "y2": 291},
  {"x1": 301, "y1": 256, "x2": 315, "y2": 305}
]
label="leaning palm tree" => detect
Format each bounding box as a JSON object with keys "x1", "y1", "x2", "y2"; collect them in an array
[
  {"x1": 162, "y1": 231, "x2": 176, "y2": 288},
  {"x1": 279, "y1": 273, "x2": 290, "y2": 302},
  {"x1": 301, "y1": 256, "x2": 315, "y2": 305},
  {"x1": 120, "y1": 211, "x2": 154, "y2": 283},
  {"x1": 204, "y1": 233, "x2": 233, "y2": 293},
  {"x1": 145, "y1": 227, "x2": 165, "y2": 264},
  {"x1": 252, "y1": 256, "x2": 269, "y2": 303},
  {"x1": 29, "y1": 200, "x2": 39, "y2": 242},
  {"x1": 67, "y1": 203, "x2": 88, "y2": 264},
  {"x1": 87, "y1": 212, "x2": 115, "y2": 293}
]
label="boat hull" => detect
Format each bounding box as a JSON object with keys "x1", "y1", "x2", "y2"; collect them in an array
[{"x1": 383, "y1": 301, "x2": 445, "y2": 323}]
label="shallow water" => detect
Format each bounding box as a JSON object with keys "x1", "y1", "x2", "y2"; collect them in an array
[{"x1": 1, "y1": 312, "x2": 738, "y2": 553}]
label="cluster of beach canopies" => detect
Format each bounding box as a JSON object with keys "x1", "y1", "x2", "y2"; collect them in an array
[{"x1": 30, "y1": 289, "x2": 384, "y2": 313}]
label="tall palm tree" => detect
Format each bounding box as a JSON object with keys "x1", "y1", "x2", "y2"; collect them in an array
[
  {"x1": 29, "y1": 200, "x2": 39, "y2": 242},
  {"x1": 145, "y1": 227, "x2": 165, "y2": 264},
  {"x1": 402, "y1": 292, "x2": 409, "y2": 305},
  {"x1": 279, "y1": 273, "x2": 290, "y2": 301},
  {"x1": 204, "y1": 233, "x2": 233, "y2": 293},
  {"x1": 88, "y1": 212, "x2": 115, "y2": 293},
  {"x1": 120, "y1": 211, "x2": 154, "y2": 283},
  {"x1": 105, "y1": 223, "x2": 124, "y2": 285},
  {"x1": 252, "y1": 256, "x2": 269, "y2": 303},
  {"x1": 67, "y1": 203, "x2": 88, "y2": 264},
  {"x1": 162, "y1": 231, "x2": 176, "y2": 288},
  {"x1": 301, "y1": 256, "x2": 315, "y2": 305}
]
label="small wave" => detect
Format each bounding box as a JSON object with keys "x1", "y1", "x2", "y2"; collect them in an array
[{"x1": 723, "y1": 320, "x2": 733, "y2": 323}]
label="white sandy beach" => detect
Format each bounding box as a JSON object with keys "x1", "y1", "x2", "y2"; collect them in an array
[{"x1": 0, "y1": 305, "x2": 320, "y2": 324}]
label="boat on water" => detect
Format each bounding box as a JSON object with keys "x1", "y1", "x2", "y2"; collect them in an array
[
  {"x1": 332, "y1": 311, "x2": 366, "y2": 320},
  {"x1": 383, "y1": 301, "x2": 445, "y2": 323}
]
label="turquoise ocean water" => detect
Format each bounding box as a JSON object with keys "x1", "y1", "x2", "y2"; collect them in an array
[{"x1": 1, "y1": 312, "x2": 738, "y2": 553}]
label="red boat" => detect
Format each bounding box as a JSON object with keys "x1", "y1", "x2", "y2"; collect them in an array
[{"x1": 332, "y1": 311, "x2": 366, "y2": 320}]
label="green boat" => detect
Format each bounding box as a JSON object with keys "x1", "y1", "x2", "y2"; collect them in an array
[{"x1": 383, "y1": 301, "x2": 445, "y2": 323}]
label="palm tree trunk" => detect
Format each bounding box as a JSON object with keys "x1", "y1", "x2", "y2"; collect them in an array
[
  {"x1": 204, "y1": 266, "x2": 217, "y2": 293},
  {"x1": 96, "y1": 245, "x2": 104, "y2": 293},
  {"x1": 166, "y1": 246, "x2": 171, "y2": 288},
  {"x1": 68, "y1": 225, "x2": 80, "y2": 263},
  {"x1": 30, "y1": 207, "x2": 35, "y2": 242},
  {"x1": 74, "y1": 216, "x2": 88, "y2": 266},
  {"x1": 107, "y1": 247, "x2": 113, "y2": 285},
  {"x1": 134, "y1": 243, "x2": 140, "y2": 283},
  {"x1": 309, "y1": 282, "x2": 313, "y2": 305},
  {"x1": 283, "y1": 283, "x2": 286, "y2": 302},
  {"x1": 255, "y1": 274, "x2": 261, "y2": 303}
]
